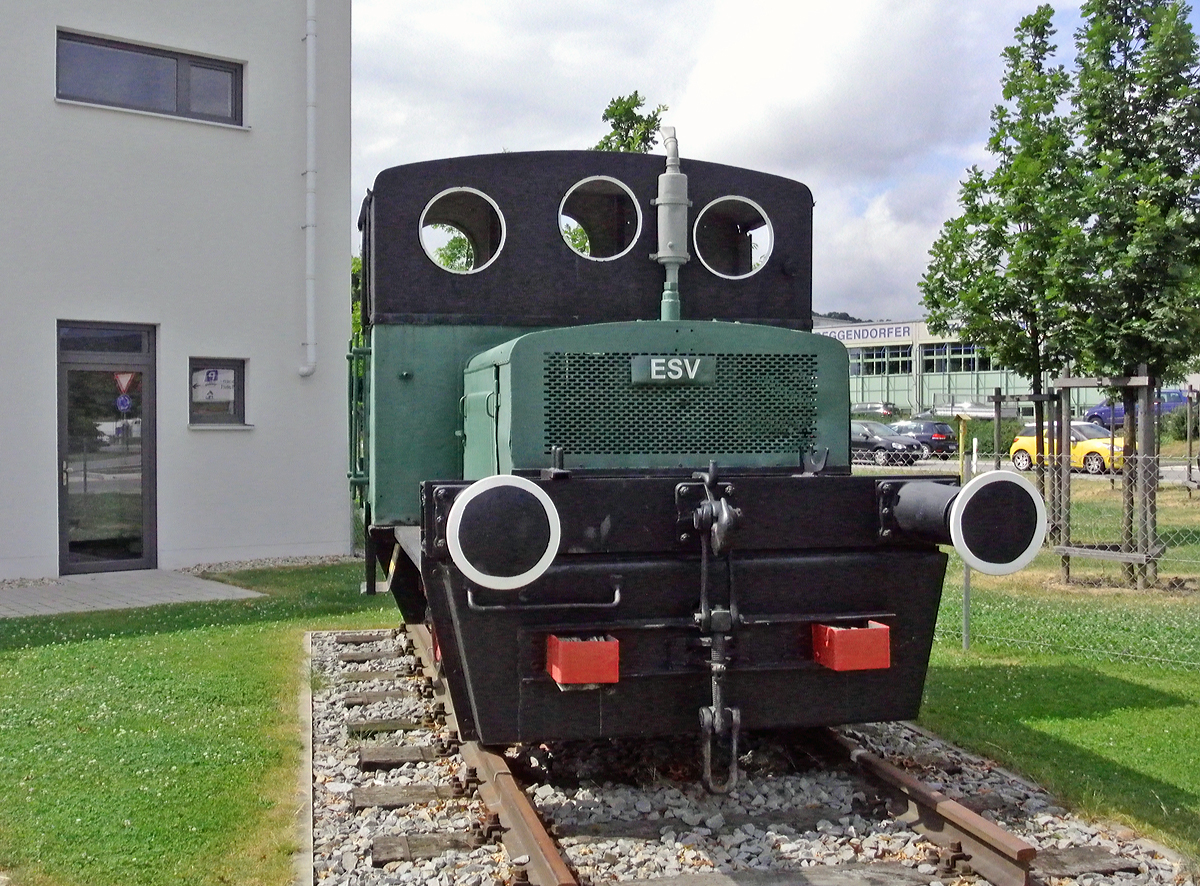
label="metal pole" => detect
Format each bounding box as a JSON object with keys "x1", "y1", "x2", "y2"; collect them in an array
[
  {"x1": 962, "y1": 446, "x2": 973, "y2": 652},
  {"x1": 1110, "y1": 407, "x2": 1117, "y2": 491},
  {"x1": 1140, "y1": 377, "x2": 1157, "y2": 586},
  {"x1": 1131, "y1": 368, "x2": 1150, "y2": 589},
  {"x1": 1046, "y1": 388, "x2": 1058, "y2": 548},
  {"x1": 1059, "y1": 386, "x2": 1071, "y2": 583},
  {"x1": 1122, "y1": 384, "x2": 1137, "y2": 587},
  {"x1": 1187, "y1": 386, "x2": 1195, "y2": 488},
  {"x1": 958, "y1": 416, "x2": 967, "y2": 484},
  {"x1": 993, "y1": 387, "x2": 1001, "y2": 472}
]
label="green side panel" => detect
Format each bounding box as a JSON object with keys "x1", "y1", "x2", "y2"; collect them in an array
[
  {"x1": 496, "y1": 361, "x2": 514, "y2": 475},
  {"x1": 462, "y1": 363, "x2": 499, "y2": 480},
  {"x1": 465, "y1": 321, "x2": 850, "y2": 473},
  {"x1": 368, "y1": 324, "x2": 531, "y2": 525}
]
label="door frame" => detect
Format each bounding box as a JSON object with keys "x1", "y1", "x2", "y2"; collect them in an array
[{"x1": 57, "y1": 321, "x2": 157, "y2": 574}]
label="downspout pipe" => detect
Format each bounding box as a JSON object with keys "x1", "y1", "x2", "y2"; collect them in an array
[
  {"x1": 651, "y1": 127, "x2": 690, "y2": 321},
  {"x1": 299, "y1": 0, "x2": 318, "y2": 377}
]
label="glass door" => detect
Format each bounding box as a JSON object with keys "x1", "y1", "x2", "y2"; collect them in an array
[{"x1": 58, "y1": 324, "x2": 156, "y2": 573}]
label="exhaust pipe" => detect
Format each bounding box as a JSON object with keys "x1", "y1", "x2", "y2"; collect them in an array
[{"x1": 887, "y1": 472, "x2": 1046, "y2": 575}]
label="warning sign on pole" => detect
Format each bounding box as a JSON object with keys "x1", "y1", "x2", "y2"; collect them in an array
[{"x1": 114, "y1": 372, "x2": 136, "y2": 394}]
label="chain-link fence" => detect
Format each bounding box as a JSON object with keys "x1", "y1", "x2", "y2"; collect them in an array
[{"x1": 852, "y1": 446, "x2": 1200, "y2": 669}]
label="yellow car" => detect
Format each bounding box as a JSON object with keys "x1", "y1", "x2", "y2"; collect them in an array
[{"x1": 1009, "y1": 422, "x2": 1124, "y2": 474}]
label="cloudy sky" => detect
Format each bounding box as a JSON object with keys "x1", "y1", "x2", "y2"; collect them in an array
[{"x1": 352, "y1": 1, "x2": 1105, "y2": 322}]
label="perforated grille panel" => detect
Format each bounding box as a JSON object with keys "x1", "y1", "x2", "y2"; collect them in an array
[{"x1": 543, "y1": 352, "x2": 819, "y2": 456}]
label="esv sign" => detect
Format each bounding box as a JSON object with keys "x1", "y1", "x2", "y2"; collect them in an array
[{"x1": 630, "y1": 355, "x2": 716, "y2": 385}]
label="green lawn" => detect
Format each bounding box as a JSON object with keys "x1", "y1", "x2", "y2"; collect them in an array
[
  {"x1": 0, "y1": 562, "x2": 396, "y2": 886},
  {"x1": 931, "y1": 565, "x2": 1200, "y2": 864},
  {"x1": 0, "y1": 558, "x2": 1196, "y2": 884}
]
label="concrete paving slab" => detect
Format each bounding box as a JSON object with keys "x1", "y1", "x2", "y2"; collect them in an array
[{"x1": 0, "y1": 570, "x2": 263, "y2": 618}]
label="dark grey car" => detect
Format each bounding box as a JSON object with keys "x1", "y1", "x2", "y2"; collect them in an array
[
  {"x1": 851, "y1": 420, "x2": 923, "y2": 465},
  {"x1": 888, "y1": 420, "x2": 958, "y2": 459}
]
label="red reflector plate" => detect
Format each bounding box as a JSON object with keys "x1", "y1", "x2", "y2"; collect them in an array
[
  {"x1": 812, "y1": 621, "x2": 890, "y2": 671},
  {"x1": 546, "y1": 635, "x2": 619, "y2": 684}
]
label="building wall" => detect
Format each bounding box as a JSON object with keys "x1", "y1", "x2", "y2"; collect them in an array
[
  {"x1": 0, "y1": 1, "x2": 352, "y2": 578},
  {"x1": 814, "y1": 320, "x2": 1038, "y2": 414}
]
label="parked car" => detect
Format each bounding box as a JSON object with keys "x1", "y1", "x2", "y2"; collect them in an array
[
  {"x1": 1009, "y1": 422, "x2": 1124, "y2": 474},
  {"x1": 930, "y1": 401, "x2": 1019, "y2": 419},
  {"x1": 888, "y1": 420, "x2": 959, "y2": 459},
  {"x1": 851, "y1": 420, "x2": 923, "y2": 465},
  {"x1": 1084, "y1": 389, "x2": 1187, "y2": 428},
  {"x1": 851, "y1": 401, "x2": 899, "y2": 417}
]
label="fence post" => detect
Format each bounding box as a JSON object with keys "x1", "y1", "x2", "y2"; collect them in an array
[
  {"x1": 1139, "y1": 375, "x2": 1157, "y2": 586},
  {"x1": 993, "y1": 387, "x2": 1002, "y2": 472},
  {"x1": 1059, "y1": 386, "x2": 1071, "y2": 583},
  {"x1": 962, "y1": 446, "x2": 973, "y2": 652},
  {"x1": 1188, "y1": 386, "x2": 1195, "y2": 489},
  {"x1": 1051, "y1": 384, "x2": 1060, "y2": 549},
  {"x1": 1122, "y1": 384, "x2": 1138, "y2": 587}
]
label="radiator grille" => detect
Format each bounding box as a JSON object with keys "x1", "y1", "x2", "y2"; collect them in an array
[{"x1": 543, "y1": 352, "x2": 819, "y2": 456}]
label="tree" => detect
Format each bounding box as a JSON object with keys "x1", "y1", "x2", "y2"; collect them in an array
[
  {"x1": 1067, "y1": 0, "x2": 1200, "y2": 584},
  {"x1": 593, "y1": 91, "x2": 668, "y2": 153},
  {"x1": 431, "y1": 223, "x2": 474, "y2": 271},
  {"x1": 351, "y1": 255, "x2": 362, "y2": 338},
  {"x1": 561, "y1": 91, "x2": 669, "y2": 254},
  {"x1": 920, "y1": 5, "x2": 1076, "y2": 488},
  {"x1": 1066, "y1": 0, "x2": 1200, "y2": 386}
]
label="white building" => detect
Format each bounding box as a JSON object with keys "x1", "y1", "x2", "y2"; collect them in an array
[{"x1": 0, "y1": 1, "x2": 352, "y2": 579}]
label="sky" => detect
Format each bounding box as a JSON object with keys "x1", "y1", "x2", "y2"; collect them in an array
[{"x1": 349, "y1": 0, "x2": 1145, "y2": 322}]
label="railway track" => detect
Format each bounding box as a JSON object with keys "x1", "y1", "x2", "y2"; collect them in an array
[{"x1": 306, "y1": 626, "x2": 1170, "y2": 886}]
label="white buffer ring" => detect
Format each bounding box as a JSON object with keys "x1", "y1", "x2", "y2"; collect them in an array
[
  {"x1": 446, "y1": 474, "x2": 561, "y2": 590},
  {"x1": 949, "y1": 471, "x2": 1047, "y2": 575}
]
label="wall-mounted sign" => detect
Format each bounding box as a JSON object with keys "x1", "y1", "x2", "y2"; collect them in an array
[{"x1": 192, "y1": 368, "x2": 235, "y2": 403}]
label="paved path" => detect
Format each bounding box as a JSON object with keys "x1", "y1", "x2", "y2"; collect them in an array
[{"x1": 0, "y1": 570, "x2": 263, "y2": 618}]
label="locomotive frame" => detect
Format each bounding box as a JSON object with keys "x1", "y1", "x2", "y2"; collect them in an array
[{"x1": 350, "y1": 134, "x2": 1045, "y2": 790}]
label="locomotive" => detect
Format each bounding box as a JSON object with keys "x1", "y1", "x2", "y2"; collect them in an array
[{"x1": 349, "y1": 133, "x2": 1046, "y2": 790}]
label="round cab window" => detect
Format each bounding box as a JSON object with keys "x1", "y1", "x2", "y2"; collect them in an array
[
  {"x1": 419, "y1": 187, "x2": 506, "y2": 274},
  {"x1": 559, "y1": 176, "x2": 642, "y2": 261},
  {"x1": 692, "y1": 196, "x2": 773, "y2": 279}
]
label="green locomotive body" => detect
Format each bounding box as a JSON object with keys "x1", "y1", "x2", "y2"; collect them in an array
[{"x1": 351, "y1": 143, "x2": 1045, "y2": 790}]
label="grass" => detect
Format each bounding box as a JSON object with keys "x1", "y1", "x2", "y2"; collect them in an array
[
  {"x1": 2, "y1": 557, "x2": 1198, "y2": 882},
  {"x1": 0, "y1": 562, "x2": 397, "y2": 886},
  {"x1": 930, "y1": 558, "x2": 1200, "y2": 864}
]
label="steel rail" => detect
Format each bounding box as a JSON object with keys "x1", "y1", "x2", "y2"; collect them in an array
[
  {"x1": 405, "y1": 623, "x2": 579, "y2": 886},
  {"x1": 826, "y1": 730, "x2": 1037, "y2": 886}
]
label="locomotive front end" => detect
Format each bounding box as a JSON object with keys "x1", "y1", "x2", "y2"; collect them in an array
[
  {"x1": 353, "y1": 143, "x2": 1045, "y2": 791},
  {"x1": 418, "y1": 321, "x2": 1042, "y2": 791}
]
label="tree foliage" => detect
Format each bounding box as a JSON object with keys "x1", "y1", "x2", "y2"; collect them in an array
[
  {"x1": 560, "y1": 91, "x2": 668, "y2": 254},
  {"x1": 351, "y1": 255, "x2": 362, "y2": 338},
  {"x1": 920, "y1": 6, "x2": 1075, "y2": 399},
  {"x1": 922, "y1": 0, "x2": 1200, "y2": 389},
  {"x1": 593, "y1": 91, "x2": 668, "y2": 153},
  {"x1": 431, "y1": 223, "x2": 474, "y2": 272},
  {"x1": 1065, "y1": 0, "x2": 1200, "y2": 380}
]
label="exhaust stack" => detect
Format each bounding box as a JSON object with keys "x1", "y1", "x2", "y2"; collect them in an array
[{"x1": 651, "y1": 127, "x2": 690, "y2": 321}]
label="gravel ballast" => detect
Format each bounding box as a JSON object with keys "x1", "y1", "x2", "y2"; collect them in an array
[{"x1": 308, "y1": 630, "x2": 1195, "y2": 886}]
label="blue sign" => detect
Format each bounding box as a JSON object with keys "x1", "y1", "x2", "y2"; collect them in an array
[{"x1": 116, "y1": 394, "x2": 132, "y2": 413}]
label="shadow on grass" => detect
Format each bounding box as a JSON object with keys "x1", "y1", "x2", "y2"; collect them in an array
[
  {"x1": 922, "y1": 661, "x2": 1200, "y2": 856},
  {"x1": 0, "y1": 563, "x2": 397, "y2": 652}
]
